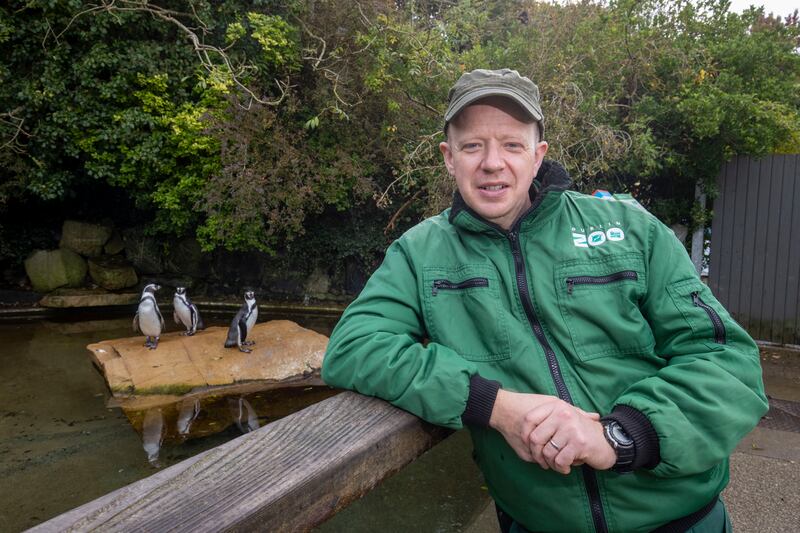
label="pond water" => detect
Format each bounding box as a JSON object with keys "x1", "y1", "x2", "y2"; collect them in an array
[
  {"x1": 0, "y1": 310, "x2": 491, "y2": 533},
  {"x1": 0, "y1": 311, "x2": 338, "y2": 532}
]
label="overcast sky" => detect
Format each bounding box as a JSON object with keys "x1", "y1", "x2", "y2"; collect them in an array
[{"x1": 728, "y1": 0, "x2": 799, "y2": 15}]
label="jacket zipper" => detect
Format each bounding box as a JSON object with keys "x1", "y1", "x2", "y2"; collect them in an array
[
  {"x1": 566, "y1": 271, "x2": 638, "y2": 294},
  {"x1": 431, "y1": 277, "x2": 489, "y2": 296},
  {"x1": 692, "y1": 292, "x2": 726, "y2": 344},
  {"x1": 507, "y1": 230, "x2": 608, "y2": 533}
]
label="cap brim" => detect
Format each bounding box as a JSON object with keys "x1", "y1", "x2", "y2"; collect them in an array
[{"x1": 444, "y1": 86, "x2": 543, "y2": 123}]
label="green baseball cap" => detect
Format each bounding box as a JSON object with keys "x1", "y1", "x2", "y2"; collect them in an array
[{"x1": 444, "y1": 68, "x2": 544, "y2": 136}]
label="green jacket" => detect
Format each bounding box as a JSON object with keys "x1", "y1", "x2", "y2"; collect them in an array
[{"x1": 322, "y1": 162, "x2": 767, "y2": 533}]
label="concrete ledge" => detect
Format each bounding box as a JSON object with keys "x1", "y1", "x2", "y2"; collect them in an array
[{"x1": 39, "y1": 288, "x2": 139, "y2": 308}]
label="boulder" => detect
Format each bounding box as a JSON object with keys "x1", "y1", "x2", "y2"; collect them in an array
[
  {"x1": 60, "y1": 220, "x2": 113, "y2": 257},
  {"x1": 122, "y1": 227, "x2": 164, "y2": 274},
  {"x1": 88, "y1": 255, "x2": 138, "y2": 290},
  {"x1": 104, "y1": 231, "x2": 125, "y2": 255},
  {"x1": 24, "y1": 249, "x2": 87, "y2": 292}
]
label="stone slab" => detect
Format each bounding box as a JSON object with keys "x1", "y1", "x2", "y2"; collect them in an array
[
  {"x1": 40, "y1": 288, "x2": 139, "y2": 308},
  {"x1": 87, "y1": 320, "x2": 328, "y2": 397}
]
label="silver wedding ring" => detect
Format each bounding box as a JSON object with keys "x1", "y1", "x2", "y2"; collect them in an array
[{"x1": 549, "y1": 439, "x2": 561, "y2": 451}]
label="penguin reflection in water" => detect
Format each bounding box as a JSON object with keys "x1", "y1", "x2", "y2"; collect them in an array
[
  {"x1": 173, "y1": 287, "x2": 204, "y2": 335},
  {"x1": 225, "y1": 290, "x2": 258, "y2": 353},
  {"x1": 133, "y1": 283, "x2": 165, "y2": 349}
]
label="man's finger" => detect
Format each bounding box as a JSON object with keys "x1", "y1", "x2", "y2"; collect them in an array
[{"x1": 576, "y1": 408, "x2": 600, "y2": 420}]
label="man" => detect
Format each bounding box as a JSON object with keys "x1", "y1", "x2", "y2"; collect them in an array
[{"x1": 322, "y1": 68, "x2": 767, "y2": 532}]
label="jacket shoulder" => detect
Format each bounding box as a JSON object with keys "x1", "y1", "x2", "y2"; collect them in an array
[
  {"x1": 562, "y1": 190, "x2": 659, "y2": 223},
  {"x1": 395, "y1": 210, "x2": 456, "y2": 248}
]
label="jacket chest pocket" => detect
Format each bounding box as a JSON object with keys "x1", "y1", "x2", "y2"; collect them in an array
[
  {"x1": 555, "y1": 252, "x2": 654, "y2": 361},
  {"x1": 422, "y1": 265, "x2": 511, "y2": 362}
]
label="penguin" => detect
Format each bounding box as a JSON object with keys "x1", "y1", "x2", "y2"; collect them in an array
[
  {"x1": 173, "y1": 287, "x2": 204, "y2": 336},
  {"x1": 224, "y1": 290, "x2": 258, "y2": 353},
  {"x1": 133, "y1": 283, "x2": 165, "y2": 349}
]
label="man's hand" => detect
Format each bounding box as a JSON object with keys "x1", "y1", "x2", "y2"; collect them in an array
[
  {"x1": 525, "y1": 401, "x2": 616, "y2": 475},
  {"x1": 488, "y1": 389, "x2": 600, "y2": 463}
]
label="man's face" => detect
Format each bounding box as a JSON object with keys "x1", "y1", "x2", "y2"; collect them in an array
[{"x1": 440, "y1": 97, "x2": 548, "y2": 230}]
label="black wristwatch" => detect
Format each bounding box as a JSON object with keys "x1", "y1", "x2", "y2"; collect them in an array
[{"x1": 601, "y1": 419, "x2": 635, "y2": 473}]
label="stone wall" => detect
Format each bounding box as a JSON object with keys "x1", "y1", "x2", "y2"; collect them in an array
[{"x1": 20, "y1": 220, "x2": 367, "y2": 305}]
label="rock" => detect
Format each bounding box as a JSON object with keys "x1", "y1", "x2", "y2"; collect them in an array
[
  {"x1": 305, "y1": 267, "x2": 331, "y2": 298},
  {"x1": 39, "y1": 288, "x2": 139, "y2": 308},
  {"x1": 122, "y1": 227, "x2": 164, "y2": 274},
  {"x1": 60, "y1": 220, "x2": 113, "y2": 257},
  {"x1": 88, "y1": 255, "x2": 138, "y2": 290},
  {"x1": 104, "y1": 231, "x2": 125, "y2": 255},
  {"x1": 87, "y1": 320, "x2": 328, "y2": 396},
  {"x1": 24, "y1": 249, "x2": 87, "y2": 292}
]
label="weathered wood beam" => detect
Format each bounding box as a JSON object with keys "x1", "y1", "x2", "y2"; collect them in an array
[{"x1": 30, "y1": 391, "x2": 451, "y2": 532}]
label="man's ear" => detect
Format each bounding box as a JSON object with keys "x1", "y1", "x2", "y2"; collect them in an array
[
  {"x1": 439, "y1": 141, "x2": 455, "y2": 176},
  {"x1": 532, "y1": 141, "x2": 549, "y2": 175}
]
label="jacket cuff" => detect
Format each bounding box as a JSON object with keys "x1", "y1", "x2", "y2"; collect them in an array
[
  {"x1": 604, "y1": 404, "x2": 661, "y2": 470},
  {"x1": 461, "y1": 374, "x2": 501, "y2": 427}
]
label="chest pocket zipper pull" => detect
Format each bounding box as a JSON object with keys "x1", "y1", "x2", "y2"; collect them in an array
[{"x1": 691, "y1": 291, "x2": 727, "y2": 344}]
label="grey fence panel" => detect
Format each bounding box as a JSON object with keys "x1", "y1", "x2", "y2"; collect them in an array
[
  {"x1": 772, "y1": 157, "x2": 800, "y2": 344},
  {"x1": 763, "y1": 156, "x2": 784, "y2": 343},
  {"x1": 787, "y1": 156, "x2": 800, "y2": 345},
  {"x1": 710, "y1": 154, "x2": 800, "y2": 345}
]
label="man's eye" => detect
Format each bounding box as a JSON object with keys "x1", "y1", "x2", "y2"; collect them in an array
[
  {"x1": 461, "y1": 143, "x2": 481, "y2": 151},
  {"x1": 505, "y1": 143, "x2": 524, "y2": 150}
]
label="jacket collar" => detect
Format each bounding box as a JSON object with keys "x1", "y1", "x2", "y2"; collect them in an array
[{"x1": 448, "y1": 159, "x2": 572, "y2": 234}]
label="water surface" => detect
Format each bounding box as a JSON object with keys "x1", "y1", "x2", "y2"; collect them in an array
[{"x1": 0, "y1": 312, "x2": 338, "y2": 532}]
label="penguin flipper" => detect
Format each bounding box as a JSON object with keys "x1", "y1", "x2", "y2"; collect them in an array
[
  {"x1": 238, "y1": 318, "x2": 248, "y2": 344},
  {"x1": 133, "y1": 313, "x2": 140, "y2": 333},
  {"x1": 192, "y1": 305, "x2": 204, "y2": 331},
  {"x1": 156, "y1": 307, "x2": 165, "y2": 329}
]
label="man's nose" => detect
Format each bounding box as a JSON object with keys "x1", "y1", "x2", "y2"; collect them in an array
[{"x1": 481, "y1": 141, "x2": 504, "y2": 173}]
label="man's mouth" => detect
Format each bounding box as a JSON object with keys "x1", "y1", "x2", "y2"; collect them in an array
[{"x1": 479, "y1": 184, "x2": 507, "y2": 191}]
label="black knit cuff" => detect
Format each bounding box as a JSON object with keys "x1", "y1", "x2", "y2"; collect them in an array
[
  {"x1": 461, "y1": 374, "x2": 501, "y2": 427},
  {"x1": 603, "y1": 404, "x2": 661, "y2": 470}
]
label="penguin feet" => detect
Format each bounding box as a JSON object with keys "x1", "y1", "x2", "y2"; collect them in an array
[
  {"x1": 239, "y1": 346, "x2": 252, "y2": 353},
  {"x1": 144, "y1": 337, "x2": 153, "y2": 348},
  {"x1": 243, "y1": 340, "x2": 256, "y2": 346},
  {"x1": 149, "y1": 337, "x2": 160, "y2": 350}
]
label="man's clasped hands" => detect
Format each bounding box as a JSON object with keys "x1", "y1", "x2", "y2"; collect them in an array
[{"x1": 488, "y1": 389, "x2": 618, "y2": 474}]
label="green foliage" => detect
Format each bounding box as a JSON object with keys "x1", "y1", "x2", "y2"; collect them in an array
[
  {"x1": 1, "y1": 0, "x2": 799, "y2": 269},
  {"x1": 247, "y1": 13, "x2": 300, "y2": 70}
]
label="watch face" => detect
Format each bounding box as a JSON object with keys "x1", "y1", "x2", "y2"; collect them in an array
[{"x1": 608, "y1": 422, "x2": 634, "y2": 447}]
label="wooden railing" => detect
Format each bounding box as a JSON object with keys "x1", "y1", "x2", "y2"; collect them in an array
[{"x1": 31, "y1": 392, "x2": 450, "y2": 532}]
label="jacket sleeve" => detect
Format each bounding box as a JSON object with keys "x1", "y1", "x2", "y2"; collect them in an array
[
  {"x1": 611, "y1": 217, "x2": 768, "y2": 477},
  {"x1": 321, "y1": 239, "x2": 479, "y2": 429}
]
